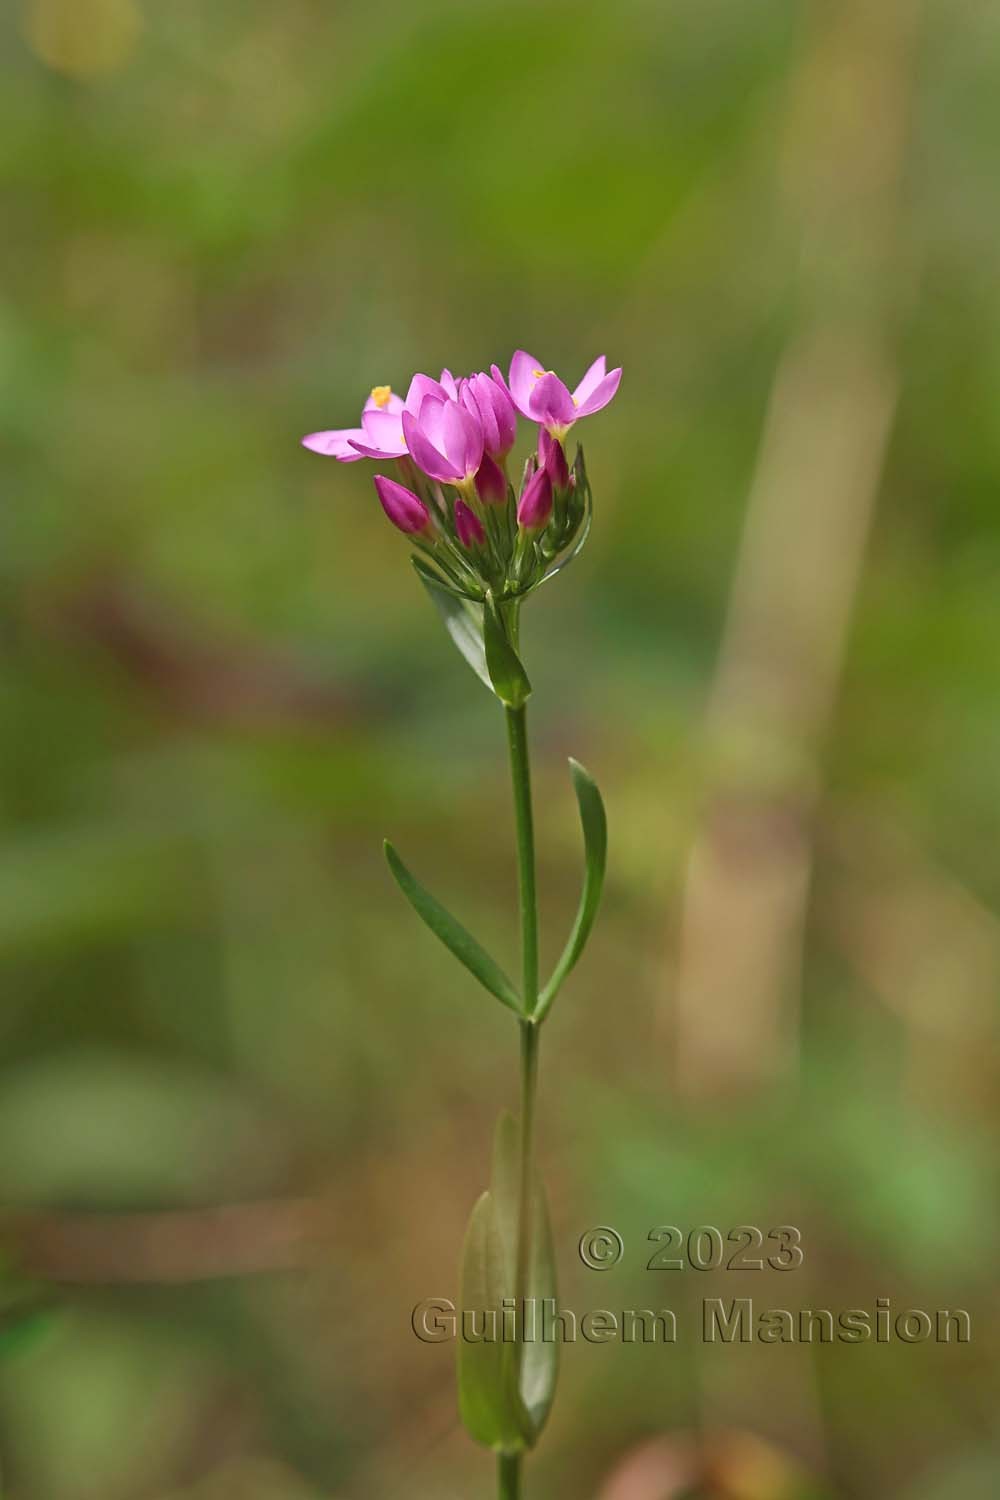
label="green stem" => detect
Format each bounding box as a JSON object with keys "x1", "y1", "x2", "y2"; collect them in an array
[
  {"x1": 498, "y1": 1453, "x2": 521, "y2": 1499},
  {"x1": 504, "y1": 695, "x2": 541, "y2": 1500},
  {"x1": 505, "y1": 703, "x2": 539, "y2": 1011}
]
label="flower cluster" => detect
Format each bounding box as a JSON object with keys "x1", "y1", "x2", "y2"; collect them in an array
[{"x1": 302, "y1": 352, "x2": 621, "y2": 601}]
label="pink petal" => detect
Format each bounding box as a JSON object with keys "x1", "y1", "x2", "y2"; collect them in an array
[
  {"x1": 404, "y1": 372, "x2": 448, "y2": 415},
  {"x1": 468, "y1": 371, "x2": 516, "y2": 457},
  {"x1": 402, "y1": 409, "x2": 460, "y2": 482},
  {"x1": 573, "y1": 366, "x2": 622, "y2": 418},
  {"x1": 509, "y1": 350, "x2": 545, "y2": 418},
  {"x1": 572, "y1": 356, "x2": 607, "y2": 407},
  {"x1": 301, "y1": 427, "x2": 366, "y2": 461},
  {"x1": 359, "y1": 408, "x2": 407, "y2": 455},
  {"x1": 528, "y1": 371, "x2": 576, "y2": 429},
  {"x1": 416, "y1": 393, "x2": 449, "y2": 449},
  {"x1": 439, "y1": 368, "x2": 459, "y2": 400},
  {"x1": 363, "y1": 390, "x2": 405, "y2": 416},
  {"x1": 490, "y1": 363, "x2": 512, "y2": 401},
  {"x1": 441, "y1": 398, "x2": 483, "y2": 477}
]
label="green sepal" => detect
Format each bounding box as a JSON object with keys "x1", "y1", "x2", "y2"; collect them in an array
[
  {"x1": 535, "y1": 444, "x2": 593, "y2": 594},
  {"x1": 483, "y1": 595, "x2": 532, "y2": 709},
  {"x1": 412, "y1": 557, "x2": 491, "y2": 690},
  {"x1": 384, "y1": 842, "x2": 522, "y2": 1014},
  {"x1": 536, "y1": 758, "x2": 607, "y2": 1020}
]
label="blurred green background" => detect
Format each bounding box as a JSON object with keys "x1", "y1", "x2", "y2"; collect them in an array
[{"x1": 3, "y1": 0, "x2": 999, "y2": 1496}]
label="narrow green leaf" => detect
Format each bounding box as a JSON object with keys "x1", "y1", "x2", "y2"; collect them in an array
[
  {"x1": 457, "y1": 1191, "x2": 526, "y2": 1452},
  {"x1": 489, "y1": 1110, "x2": 559, "y2": 1446},
  {"x1": 520, "y1": 1173, "x2": 558, "y2": 1437},
  {"x1": 483, "y1": 596, "x2": 532, "y2": 708},
  {"x1": 412, "y1": 558, "x2": 492, "y2": 691},
  {"x1": 384, "y1": 842, "x2": 521, "y2": 1014},
  {"x1": 536, "y1": 758, "x2": 607, "y2": 1020}
]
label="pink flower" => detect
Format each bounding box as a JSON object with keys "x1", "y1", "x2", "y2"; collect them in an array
[
  {"x1": 455, "y1": 498, "x2": 486, "y2": 549},
  {"x1": 373, "y1": 475, "x2": 433, "y2": 536},
  {"x1": 302, "y1": 371, "x2": 459, "y2": 463},
  {"x1": 507, "y1": 351, "x2": 622, "y2": 439},
  {"x1": 460, "y1": 372, "x2": 517, "y2": 459},
  {"x1": 403, "y1": 396, "x2": 485, "y2": 486},
  {"x1": 517, "y1": 467, "x2": 553, "y2": 531}
]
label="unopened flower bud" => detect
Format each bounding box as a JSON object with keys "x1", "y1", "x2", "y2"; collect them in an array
[
  {"x1": 539, "y1": 429, "x2": 569, "y2": 490},
  {"x1": 475, "y1": 453, "x2": 507, "y2": 506},
  {"x1": 455, "y1": 498, "x2": 486, "y2": 549},
  {"x1": 517, "y1": 468, "x2": 553, "y2": 531},
  {"x1": 461, "y1": 371, "x2": 517, "y2": 459},
  {"x1": 373, "y1": 474, "x2": 433, "y2": 536}
]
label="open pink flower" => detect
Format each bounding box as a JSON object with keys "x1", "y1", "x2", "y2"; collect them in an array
[
  {"x1": 403, "y1": 396, "x2": 484, "y2": 486},
  {"x1": 506, "y1": 351, "x2": 621, "y2": 439},
  {"x1": 302, "y1": 371, "x2": 459, "y2": 462}
]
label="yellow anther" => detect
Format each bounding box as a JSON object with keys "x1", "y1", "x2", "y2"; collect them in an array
[
  {"x1": 532, "y1": 369, "x2": 556, "y2": 380},
  {"x1": 370, "y1": 385, "x2": 392, "y2": 409}
]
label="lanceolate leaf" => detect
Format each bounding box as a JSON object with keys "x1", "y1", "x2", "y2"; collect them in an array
[
  {"x1": 489, "y1": 1110, "x2": 560, "y2": 1446},
  {"x1": 536, "y1": 759, "x2": 607, "y2": 1020},
  {"x1": 384, "y1": 842, "x2": 522, "y2": 1014},
  {"x1": 483, "y1": 595, "x2": 532, "y2": 709},
  {"x1": 413, "y1": 558, "x2": 492, "y2": 691},
  {"x1": 457, "y1": 1191, "x2": 526, "y2": 1452},
  {"x1": 520, "y1": 1172, "x2": 558, "y2": 1437}
]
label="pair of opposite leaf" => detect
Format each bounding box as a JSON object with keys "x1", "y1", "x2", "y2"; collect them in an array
[
  {"x1": 385, "y1": 551, "x2": 607, "y2": 1021},
  {"x1": 384, "y1": 750, "x2": 606, "y2": 1024}
]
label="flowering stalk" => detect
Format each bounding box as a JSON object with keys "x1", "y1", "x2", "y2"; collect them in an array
[{"x1": 302, "y1": 351, "x2": 620, "y2": 1498}]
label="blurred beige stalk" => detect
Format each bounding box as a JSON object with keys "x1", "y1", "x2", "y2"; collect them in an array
[
  {"x1": 22, "y1": 0, "x2": 142, "y2": 78},
  {"x1": 825, "y1": 814, "x2": 1000, "y2": 1121},
  {"x1": 673, "y1": 0, "x2": 917, "y2": 1096}
]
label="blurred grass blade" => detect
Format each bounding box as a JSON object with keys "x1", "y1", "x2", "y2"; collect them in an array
[
  {"x1": 0, "y1": 1298, "x2": 57, "y2": 1359},
  {"x1": 457, "y1": 1190, "x2": 526, "y2": 1453},
  {"x1": 412, "y1": 557, "x2": 492, "y2": 690},
  {"x1": 384, "y1": 842, "x2": 521, "y2": 1013},
  {"x1": 536, "y1": 759, "x2": 607, "y2": 1020},
  {"x1": 483, "y1": 595, "x2": 532, "y2": 708}
]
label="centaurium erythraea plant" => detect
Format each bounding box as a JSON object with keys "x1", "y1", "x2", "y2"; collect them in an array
[{"x1": 303, "y1": 350, "x2": 620, "y2": 1500}]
